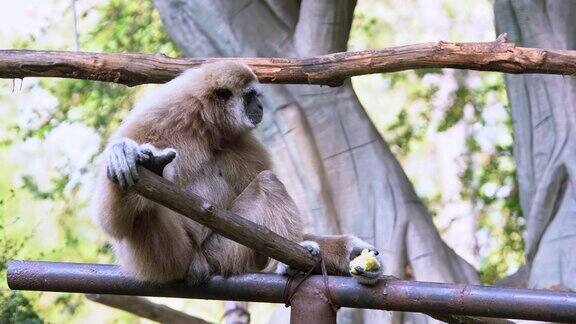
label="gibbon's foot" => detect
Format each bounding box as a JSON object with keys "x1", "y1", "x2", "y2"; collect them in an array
[
  {"x1": 106, "y1": 138, "x2": 176, "y2": 191},
  {"x1": 276, "y1": 240, "x2": 320, "y2": 276},
  {"x1": 351, "y1": 264, "x2": 381, "y2": 285},
  {"x1": 301, "y1": 240, "x2": 321, "y2": 256},
  {"x1": 186, "y1": 258, "x2": 211, "y2": 286}
]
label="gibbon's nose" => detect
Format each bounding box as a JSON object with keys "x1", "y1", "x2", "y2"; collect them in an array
[{"x1": 246, "y1": 97, "x2": 264, "y2": 125}]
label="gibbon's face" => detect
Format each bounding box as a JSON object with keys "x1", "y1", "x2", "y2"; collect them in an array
[
  {"x1": 212, "y1": 82, "x2": 263, "y2": 133},
  {"x1": 190, "y1": 61, "x2": 263, "y2": 137}
]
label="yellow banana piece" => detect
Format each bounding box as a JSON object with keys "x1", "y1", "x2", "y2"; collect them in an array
[{"x1": 350, "y1": 249, "x2": 380, "y2": 274}]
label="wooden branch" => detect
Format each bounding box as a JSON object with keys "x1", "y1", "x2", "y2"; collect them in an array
[
  {"x1": 86, "y1": 294, "x2": 210, "y2": 324},
  {"x1": 133, "y1": 167, "x2": 323, "y2": 272},
  {"x1": 1, "y1": 34, "x2": 575, "y2": 87}
]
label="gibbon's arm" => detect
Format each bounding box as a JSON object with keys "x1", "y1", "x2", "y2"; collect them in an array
[{"x1": 93, "y1": 133, "x2": 176, "y2": 239}]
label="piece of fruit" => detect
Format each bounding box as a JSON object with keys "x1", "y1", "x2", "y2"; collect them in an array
[{"x1": 349, "y1": 249, "x2": 380, "y2": 274}]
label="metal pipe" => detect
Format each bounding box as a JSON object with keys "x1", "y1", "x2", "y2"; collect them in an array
[
  {"x1": 289, "y1": 282, "x2": 337, "y2": 324},
  {"x1": 8, "y1": 260, "x2": 576, "y2": 323}
]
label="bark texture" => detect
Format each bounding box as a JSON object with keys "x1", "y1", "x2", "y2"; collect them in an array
[
  {"x1": 495, "y1": 0, "x2": 576, "y2": 291},
  {"x1": 2, "y1": 38, "x2": 576, "y2": 86},
  {"x1": 152, "y1": 1, "x2": 479, "y2": 323}
]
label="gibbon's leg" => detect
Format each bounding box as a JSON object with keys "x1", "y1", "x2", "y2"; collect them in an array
[
  {"x1": 114, "y1": 209, "x2": 195, "y2": 283},
  {"x1": 276, "y1": 234, "x2": 382, "y2": 285},
  {"x1": 186, "y1": 245, "x2": 212, "y2": 285},
  {"x1": 203, "y1": 170, "x2": 304, "y2": 276},
  {"x1": 303, "y1": 233, "x2": 383, "y2": 285}
]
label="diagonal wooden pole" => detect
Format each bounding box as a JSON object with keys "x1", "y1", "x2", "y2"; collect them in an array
[{"x1": 132, "y1": 166, "x2": 321, "y2": 272}]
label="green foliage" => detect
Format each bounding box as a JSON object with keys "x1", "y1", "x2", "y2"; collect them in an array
[
  {"x1": 88, "y1": 0, "x2": 177, "y2": 54},
  {"x1": 0, "y1": 192, "x2": 43, "y2": 323},
  {"x1": 383, "y1": 71, "x2": 436, "y2": 156},
  {"x1": 1, "y1": 0, "x2": 180, "y2": 322},
  {"x1": 352, "y1": 0, "x2": 525, "y2": 284},
  {"x1": 0, "y1": 291, "x2": 43, "y2": 324},
  {"x1": 454, "y1": 75, "x2": 525, "y2": 283},
  {"x1": 30, "y1": 0, "x2": 179, "y2": 142},
  {"x1": 437, "y1": 86, "x2": 468, "y2": 132},
  {"x1": 14, "y1": 0, "x2": 180, "y2": 200},
  {"x1": 20, "y1": 174, "x2": 70, "y2": 200}
]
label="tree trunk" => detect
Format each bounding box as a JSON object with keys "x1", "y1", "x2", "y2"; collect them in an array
[
  {"x1": 153, "y1": 1, "x2": 478, "y2": 322},
  {"x1": 494, "y1": 0, "x2": 576, "y2": 291}
]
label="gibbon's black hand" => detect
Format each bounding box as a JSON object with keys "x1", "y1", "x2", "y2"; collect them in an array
[
  {"x1": 106, "y1": 139, "x2": 176, "y2": 191},
  {"x1": 351, "y1": 264, "x2": 382, "y2": 286},
  {"x1": 138, "y1": 146, "x2": 177, "y2": 177}
]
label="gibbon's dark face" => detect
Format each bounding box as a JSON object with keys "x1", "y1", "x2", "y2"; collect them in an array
[
  {"x1": 198, "y1": 61, "x2": 262, "y2": 135},
  {"x1": 210, "y1": 82, "x2": 263, "y2": 136},
  {"x1": 243, "y1": 87, "x2": 263, "y2": 125}
]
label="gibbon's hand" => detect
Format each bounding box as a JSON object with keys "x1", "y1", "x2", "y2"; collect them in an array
[
  {"x1": 106, "y1": 138, "x2": 177, "y2": 191},
  {"x1": 351, "y1": 263, "x2": 382, "y2": 285},
  {"x1": 349, "y1": 248, "x2": 383, "y2": 286},
  {"x1": 137, "y1": 144, "x2": 177, "y2": 177}
]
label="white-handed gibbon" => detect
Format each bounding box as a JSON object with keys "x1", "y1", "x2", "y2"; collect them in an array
[{"x1": 92, "y1": 61, "x2": 382, "y2": 285}]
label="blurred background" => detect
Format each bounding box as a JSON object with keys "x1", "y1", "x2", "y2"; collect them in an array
[{"x1": 1, "y1": 0, "x2": 568, "y2": 323}]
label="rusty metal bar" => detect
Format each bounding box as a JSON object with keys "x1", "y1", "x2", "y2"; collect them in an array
[
  {"x1": 8, "y1": 260, "x2": 576, "y2": 323},
  {"x1": 289, "y1": 282, "x2": 337, "y2": 324}
]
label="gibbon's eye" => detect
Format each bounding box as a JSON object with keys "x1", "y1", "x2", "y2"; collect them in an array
[{"x1": 214, "y1": 88, "x2": 232, "y2": 101}]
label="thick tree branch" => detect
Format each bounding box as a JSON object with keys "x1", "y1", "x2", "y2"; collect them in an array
[
  {"x1": 1, "y1": 34, "x2": 575, "y2": 87},
  {"x1": 86, "y1": 294, "x2": 210, "y2": 324}
]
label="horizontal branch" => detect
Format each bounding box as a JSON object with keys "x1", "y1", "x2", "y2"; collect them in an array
[
  {"x1": 1, "y1": 34, "x2": 575, "y2": 87},
  {"x1": 8, "y1": 261, "x2": 576, "y2": 323},
  {"x1": 133, "y1": 167, "x2": 322, "y2": 272},
  {"x1": 86, "y1": 294, "x2": 209, "y2": 324}
]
